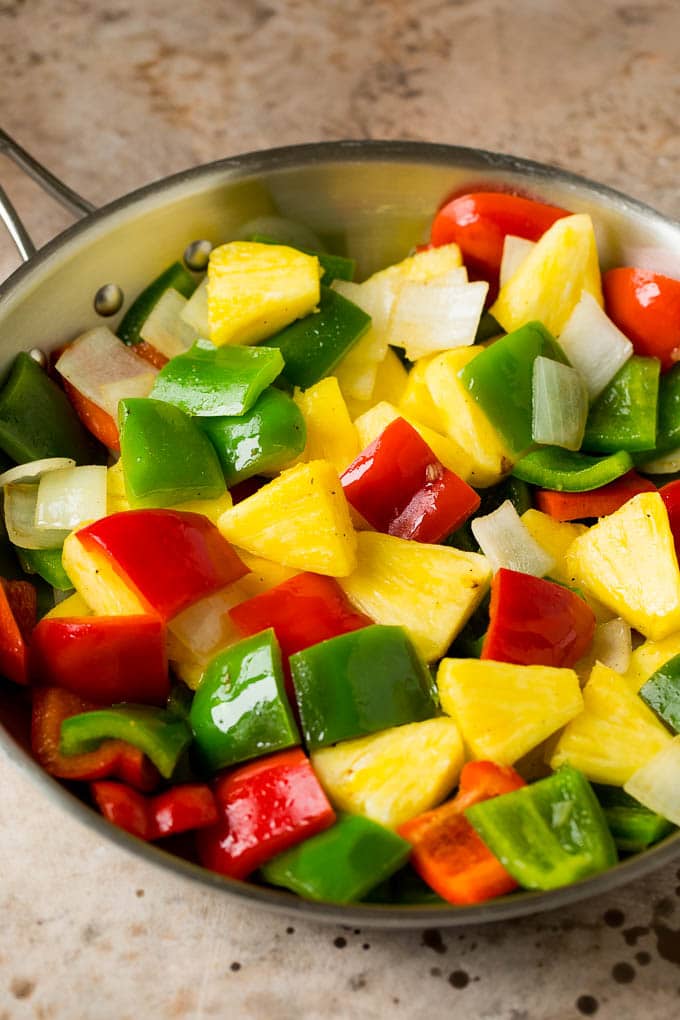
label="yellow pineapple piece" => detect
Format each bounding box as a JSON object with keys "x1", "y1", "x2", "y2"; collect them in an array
[
  {"x1": 353, "y1": 400, "x2": 474, "y2": 482},
  {"x1": 106, "y1": 460, "x2": 130, "y2": 515},
  {"x1": 62, "y1": 529, "x2": 147, "y2": 616},
  {"x1": 625, "y1": 631, "x2": 680, "y2": 692},
  {"x1": 207, "y1": 241, "x2": 321, "y2": 346},
  {"x1": 339, "y1": 532, "x2": 490, "y2": 662},
  {"x1": 437, "y1": 658, "x2": 583, "y2": 765},
  {"x1": 566, "y1": 492, "x2": 680, "y2": 640},
  {"x1": 490, "y1": 213, "x2": 603, "y2": 336},
  {"x1": 217, "y1": 460, "x2": 356, "y2": 576},
  {"x1": 549, "y1": 662, "x2": 671, "y2": 785},
  {"x1": 45, "y1": 591, "x2": 92, "y2": 619},
  {"x1": 234, "y1": 549, "x2": 299, "y2": 596},
  {"x1": 345, "y1": 348, "x2": 409, "y2": 420},
  {"x1": 311, "y1": 717, "x2": 464, "y2": 829},
  {"x1": 397, "y1": 355, "x2": 446, "y2": 432},
  {"x1": 424, "y1": 348, "x2": 514, "y2": 487},
  {"x1": 293, "y1": 377, "x2": 359, "y2": 475}
]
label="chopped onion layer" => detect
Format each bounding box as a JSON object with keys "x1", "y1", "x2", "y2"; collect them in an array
[
  {"x1": 35, "y1": 465, "x2": 107, "y2": 530},
  {"x1": 638, "y1": 447, "x2": 680, "y2": 475},
  {"x1": 500, "y1": 235, "x2": 535, "y2": 288},
  {"x1": 0, "y1": 458, "x2": 75, "y2": 488},
  {"x1": 592, "y1": 618, "x2": 632, "y2": 675},
  {"x1": 558, "y1": 291, "x2": 633, "y2": 401},
  {"x1": 470, "y1": 499, "x2": 555, "y2": 576},
  {"x1": 140, "y1": 288, "x2": 198, "y2": 359},
  {"x1": 5, "y1": 483, "x2": 70, "y2": 550},
  {"x1": 180, "y1": 277, "x2": 210, "y2": 337},
  {"x1": 532, "y1": 356, "x2": 588, "y2": 451},
  {"x1": 56, "y1": 327, "x2": 157, "y2": 419},
  {"x1": 624, "y1": 737, "x2": 680, "y2": 825},
  {"x1": 387, "y1": 275, "x2": 487, "y2": 361}
]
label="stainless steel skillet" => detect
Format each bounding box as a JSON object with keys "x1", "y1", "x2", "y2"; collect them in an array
[{"x1": 1, "y1": 129, "x2": 680, "y2": 928}]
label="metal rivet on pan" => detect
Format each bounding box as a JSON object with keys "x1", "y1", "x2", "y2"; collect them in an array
[
  {"x1": 94, "y1": 283, "x2": 124, "y2": 317},
  {"x1": 183, "y1": 239, "x2": 213, "y2": 272},
  {"x1": 28, "y1": 347, "x2": 47, "y2": 368}
]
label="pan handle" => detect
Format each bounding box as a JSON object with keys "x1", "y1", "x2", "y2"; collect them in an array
[{"x1": 0, "y1": 127, "x2": 95, "y2": 263}]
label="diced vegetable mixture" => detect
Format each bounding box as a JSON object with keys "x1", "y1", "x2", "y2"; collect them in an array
[{"x1": 4, "y1": 189, "x2": 680, "y2": 908}]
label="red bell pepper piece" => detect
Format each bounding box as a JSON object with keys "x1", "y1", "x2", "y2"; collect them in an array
[
  {"x1": 603, "y1": 268, "x2": 680, "y2": 372},
  {"x1": 429, "y1": 191, "x2": 569, "y2": 283},
  {"x1": 196, "y1": 748, "x2": 336, "y2": 880},
  {"x1": 481, "y1": 568, "x2": 596, "y2": 668},
  {"x1": 535, "y1": 471, "x2": 657, "y2": 521},
  {"x1": 31, "y1": 615, "x2": 169, "y2": 705},
  {"x1": 398, "y1": 761, "x2": 525, "y2": 905},
  {"x1": 61, "y1": 377, "x2": 120, "y2": 452},
  {"x1": 31, "y1": 686, "x2": 160, "y2": 790},
  {"x1": 341, "y1": 417, "x2": 480, "y2": 543},
  {"x1": 0, "y1": 579, "x2": 36, "y2": 685},
  {"x1": 660, "y1": 479, "x2": 680, "y2": 561},
  {"x1": 132, "y1": 340, "x2": 169, "y2": 371},
  {"x1": 91, "y1": 781, "x2": 217, "y2": 840},
  {"x1": 76, "y1": 510, "x2": 248, "y2": 621}
]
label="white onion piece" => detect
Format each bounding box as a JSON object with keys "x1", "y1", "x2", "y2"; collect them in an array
[
  {"x1": 500, "y1": 235, "x2": 535, "y2": 288},
  {"x1": 471, "y1": 499, "x2": 555, "y2": 577},
  {"x1": 56, "y1": 327, "x2": 157, "y2": 419},
  {"x1": 180, "y1": 277, "x2": 210, "y2": 337},
  {"x1": 557, "y1": 291, "x2": 633, "y2": 401},
  {"x1": 35, "y1": 465, "x2": 107, "y2": 530},
  {"x1": 168, "y1": 586, "x2": 242, "y2": 659},
  {"x1": 386, "y1": 273, "x2": 488, "y2": 361},
  {"x1": 638, "y1": 447, "x2": 680, "y2": 475},
  {"x1": 333, "y1": 276, "x2": 396, "y2": 342},
  {"x1": 139, "y1": 288, "x2": 198, "y2": 358},
  {"x1": 4, "y1": 483, "x2": 70, "y2": 549},
  {"x1": 532, "y1": 356, "x2": 588, "y2": 451},
  {"x1": 0, "y1": 457, "x2": 75, "y2": 488},
  {"x1": 234, "y1": 215, "x2": 325, "y2": 252},
  {"x1": 592, "y1": 619, "x2": 632, "y2": 675},
  {"x1": 624, "y1": 737, "x2": 680, "y2": 825}
]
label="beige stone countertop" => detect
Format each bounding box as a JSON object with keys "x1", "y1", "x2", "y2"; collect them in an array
[{"x1": 1, "y1": 1, "x2": 680, "y2": 1017}]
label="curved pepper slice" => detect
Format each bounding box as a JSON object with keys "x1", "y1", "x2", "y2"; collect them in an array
[
  {"x1": 341, "y1": 417, "x2": 480, "y2": 542},
  {"x1": 603, "y1": 268, "x2": 680, "y2": 372},
  {"x1": 196, "y1": 748, "x2": 336, "y2": 880},
  {"x1": 429, "y1": 191, "x2": 569, "y2": 283},
  {"x1": 31, "y1": 687, "x2": 160, "y2": 790},
  {"x1": 398, "y1": 761, "x2": 525, "y2": 905},
  {"x1": 512, "y1": 447, "x2": 633, "y2": 492},
  {"x1": 91, "y1": 781, "x2": 218, "y2": 840},
  {"x1": 536, "y1": 471, "x2": 657, "y2": 521},
  {"x1": 481, "y1": 568, "x2": 595, "y2": 668},
  {"x1": 31, "y1": 615, "x2": 169, "y2": 705},
  {"x1": 60, "y1": 704, "x2": 191, "y2": 779},
  {"x1": 0, "y1": 579, "x2": 36, "y2": 685},
  {"x1": 582, "y1": 356, "x2": 660, "y2": 454}
]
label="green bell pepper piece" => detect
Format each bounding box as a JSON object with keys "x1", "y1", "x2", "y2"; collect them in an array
[
  {"x1": 261, "y1": 813, "x2": 411, "y2": 903},
  {"x1": 119, "y1": 397, "x2": 226, "y2": 507},
  {"x1": 60, "y1": 705, "x2": 192, "y2": 779},
  {"x1": 0, "y1": 353, "x2": 104, "y2": 465},
  {"x1": 189, "y1": 629, "x2": 299, "y2": 772},
  {"x1": 474, "y1": 311, "x2": 504, "y2": 344},
  {"x1": 117, "y1": 261, "x2": 197, "y2": 346},
  {"x1": 592, "y1": 784, "x2": 675, "y2": 853},
  {"x1": 261, "y1": 284, "x2": 371, "y2": 390},
  {"x1": 195, "y1": 387, "x2": 305, "y2": 487},
  {"x1": 290, "y1": 624, "x2": 438, "y2": 751},
  {"x1": 632, "y1": 364, "x2": 680, "y2": 464},
  {"x1": 248, "y1": 234, "x2": 355, "y2": 284},
  {"x1": 458, "y1": 320, "x2": 568, "y2": 457},
  {"x1": 512, "y1": 447, "x2": 633, "y2": 491},
  {"x1": 582, "y1": 356, "x2": 660, "y2": 454},
  {"x1": 16, "y1": 547, "x2": 72, "y2": 591},
  {"x1": 444, "y1": 476, "x2": 531, "y2": 553},
  {"x1": 167, "y1": 682, "x2": 194, "y2": 720},
  {"x1": 150, "y1": 339, "x2": 284, "y2": 417},
  {"x1": 639, "y1": 653, "x2": 680, "y2": 732},
  {"x1": 465, "y1": 766, "x2": 618, "y2": 890}
]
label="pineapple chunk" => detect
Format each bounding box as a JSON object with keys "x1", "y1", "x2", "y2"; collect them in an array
[
  {"x1": 565, "y1": 492, "x2": 680, "y2": 640},
  {"x1": 234, "y1": 549, "x2": 299, "y2": 595},
  {"x1": 217, "y1": 460, "x2": 356, "y2": 577},
  {"x1": 345, "y1": 348, "x2": 409, "y2": 420},
  {"x1": 338, "y1": 532, "x2": 490, "y2": 662},
  {"x1": 625, "y1": 631, "x2": 680, "y2": 693},
  {"x1": 207, "y1": 241, "x2": 321, "y2": 346},
  {"x1": 62, "y1": 529, "x2": 147, "y2": 616},
  {"x1": 424, "y1": 348, "x2": 514, "y2": 487},
  {"x1": 490, "y1": 213, "x2": 603, "y2": 336},
  {"x1": 397, "y1": 355, "x2": 447, "y2": 432},
  {"x1": 549, "y1": 662, "x2": 671, "y2": 785},
  {"x1": 437, "y1": 658, "x2": 583, "y2": 765},
  {"x1": 293, "y1": 377, "x2": 359, "y2": 475},
  {"x1": 353, "y1": 400, "x2": 474, "y2": 483},
  {"x1": 44, "y1": 591, "x2": 92, "y2": 619},
  {"x1": 311, "y1": 717, "x2": 464, "y2": 829}
]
